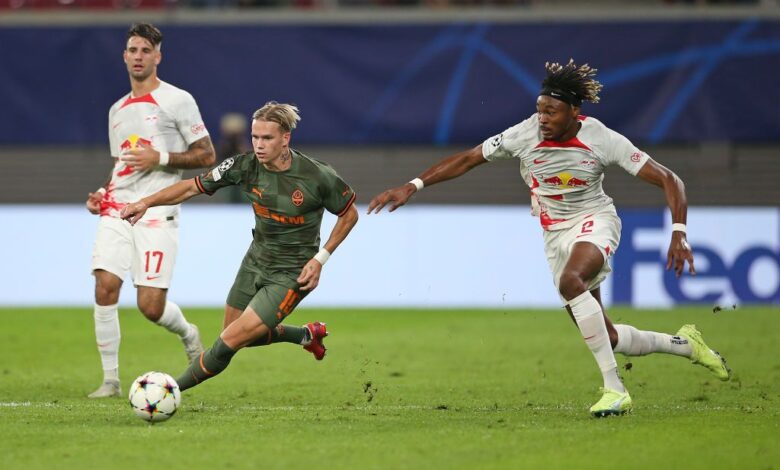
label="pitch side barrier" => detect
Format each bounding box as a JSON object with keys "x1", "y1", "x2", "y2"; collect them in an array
[{"x1": 0, "y1": 205, "x2": 776, "y2": 308}]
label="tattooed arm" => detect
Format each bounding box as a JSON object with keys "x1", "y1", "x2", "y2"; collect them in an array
[{"x1": 120, "y1": 135, "x2": 217, "y2": 171}]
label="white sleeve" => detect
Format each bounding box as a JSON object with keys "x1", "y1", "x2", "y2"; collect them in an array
[
  {"x1": 482, "y1": 130, "x2": 513, "y2": 161},
  {"x1": 481, "y1": 116, "x2": 536, "y2": 162},
  {"x1": 108, "y1": 106, "x2": 119, "y2": 158},
  {"x1": 173, "y1": 92, "x2": 210, "y2": 146},
  {"x1": 602, "y1": 128, "x2": 650, "y2": 176}
]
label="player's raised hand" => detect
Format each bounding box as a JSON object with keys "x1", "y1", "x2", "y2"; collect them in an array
[
  {"x1": 367, "y1": 184, "x2": 417, "y2": 214},
  {"x1": 297, "y1": 258, "x2": 323, "y2": 291},
  {"x1": 120, "y1": 141, "x2": 162, "y2": 172},
  {"x1": 86, "y1": 189, "x2": 104, "y2": 214},
  {"x1": 666, "y1": 232, "x2": 696, "y2": 278},
  {"x1": 120, "y1": 201, "x2": 149, "y2": 226}
]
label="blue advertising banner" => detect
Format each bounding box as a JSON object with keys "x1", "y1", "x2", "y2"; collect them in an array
[{"x1": 1, "y1": 19, "x2": 779, "y2": 145}]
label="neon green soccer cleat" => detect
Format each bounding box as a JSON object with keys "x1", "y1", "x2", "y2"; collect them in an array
[
  {"x1": 590, "y1": 388, "x2": 633, "y2": 418},
  {"x1": 676, "y1": 324, "x2": 731, "y2": 381}
]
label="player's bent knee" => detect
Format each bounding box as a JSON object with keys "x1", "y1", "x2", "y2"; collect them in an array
[
  {"x1": 138, "y1": 302, "x2": 164, "y2": 322},
  {"x1": 221, "y1": 310, "x2": 268, "y2": 350},
  {"x1": 558, "y1": 271, "x2": 588, "y2": 300}
]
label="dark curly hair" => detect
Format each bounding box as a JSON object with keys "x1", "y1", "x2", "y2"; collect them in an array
[{"x1": 541, "y1": 59, "x2": 602, "y2": 105}]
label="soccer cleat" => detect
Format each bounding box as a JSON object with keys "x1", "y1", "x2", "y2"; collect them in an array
[
  {"x1": 303, "y1": 321, "x2": 328, "y2": 361},
  {"x1": 87, "y1": 379, "x2": 121, "y2": 398},
  {"x1": 590, "y1": 388, "x2": 633, "y2": 417},
  {"x1": 182, "y1": 323, "x2": 204, "y2": 364},
  {"x1": 676, "y1": 324, "x2": 731, "y2": 381}
]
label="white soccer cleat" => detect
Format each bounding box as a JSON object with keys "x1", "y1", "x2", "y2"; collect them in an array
[
  {"x1": 87, "y1": 379, "x2": 121, "y2": 398},
  {"x1": 182, "y1": 323, "x2": 204, "y2": 364}
]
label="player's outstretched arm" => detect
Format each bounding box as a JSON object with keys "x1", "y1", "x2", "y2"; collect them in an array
[
  {"x1": 636, "y1": 158, "x2": 696, "y2": 277},
  {"x1": 297, "y1": 204, "x2": 359, "y2": 291},
  {"x1": 120, "y1": 179, "x2": 201, "y2": 225},
  {"x1": 121, "y1": 136, "x2": 216, "y2": 172},
  {"x1": 367, "y1": 145, "x2": 486, "y2": 214}
]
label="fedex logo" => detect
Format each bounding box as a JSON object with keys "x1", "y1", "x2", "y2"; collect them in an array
[{"x1": 612, "y1": 209, "x2": 779, "y2": 305}]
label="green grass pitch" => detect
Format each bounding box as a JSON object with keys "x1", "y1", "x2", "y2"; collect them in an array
[{"x1": 1, "y1": 306, "x2": 777, "y2": 469}]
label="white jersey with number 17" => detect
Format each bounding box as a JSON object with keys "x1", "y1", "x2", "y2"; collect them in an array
[
  {"x1": 482, "y1": 114, "x2": 650, "y2": 231},
  {"x1": 102, "y1": 80, "x2": 209, "y2": 222}
]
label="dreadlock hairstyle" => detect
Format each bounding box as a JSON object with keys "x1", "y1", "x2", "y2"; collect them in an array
[{"x1": 540, "y1": 59, "x2": 602, "y2": 107}]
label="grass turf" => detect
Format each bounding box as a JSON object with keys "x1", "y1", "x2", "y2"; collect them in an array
[{"x1": 0, "y1": 306, "x2": 777, "y2": 469}]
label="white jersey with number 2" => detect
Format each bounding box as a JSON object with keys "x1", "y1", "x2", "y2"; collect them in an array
[
  {"x1": 102, "y1": 80, "x2": 209, "y2": 223},
  {"x1": 482, "y1": 114, "x2": 650, "y2": 231}
]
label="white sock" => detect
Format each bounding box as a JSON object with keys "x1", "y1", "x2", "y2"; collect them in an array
[
  {"x1": 94, "y1": 303, "x2": 120, "y2": 381},
  {"x1": 568, "y1": 291, "x2": 625, "y2": 393},
  {"x1": 614, "y1": 324, "x2": 693, "y2": 358},
  {"x1": 156, "y1": 301, "x2": 193, "y2": 339}
]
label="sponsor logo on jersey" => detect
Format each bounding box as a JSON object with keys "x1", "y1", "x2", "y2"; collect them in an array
[
  {"x1": 117, "y1": 134, "x2": 152, "y2": 177},
  {"x1": 191, "y1": 123, "x2": 206, "y2": 135},
  {"x1": 580, "y1": 159, "x2": 597, "y2": 168},
  {"x1": 541, "y1": 172, "x2": 589, "y2": 188},
  {"x1": 292, "y1": 189, "x2": 304, "y2": 207},
  {"x1": 119, "y1": 134, "x2": 151, "y2": 152},
  {"x1": 144, "y1": 114, "x2": 158, "y2": 123},
  {"x1": 630, "y1": 152, "x2": 643, "y2": 163},
  {"x1": 533, "y1": 158, "x2": 548, "y2": 164},
  {"x1": 252, "y1": 202, "x2": 305, "y2": 225}
]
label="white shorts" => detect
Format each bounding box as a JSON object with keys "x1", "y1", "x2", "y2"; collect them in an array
[
  {"x1": 91, "y1": 216, "x2": 179, "y2": 289},
  {"x1": 543, "y1": 207, "x2": 621, "y2": 300}
]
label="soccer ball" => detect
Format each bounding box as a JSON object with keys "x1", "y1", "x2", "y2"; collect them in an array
[{"x1": 128, "y1": 371, "x2": 181, "y2": 423}]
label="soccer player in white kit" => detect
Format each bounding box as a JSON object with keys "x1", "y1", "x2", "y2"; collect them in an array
[
  {"x1": 367, "y1": 60, "x2": 731, "y2": 417},
  {"x1": 85, "y1": 24, "x2": 216, "y2": 398}
]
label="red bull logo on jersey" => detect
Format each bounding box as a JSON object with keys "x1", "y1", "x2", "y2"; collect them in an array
[
  {"x1": 119, "y1": 134, "x2": 152, "y2": 152},
  {"x1": 117, "y1": 134, "x2": 152, "y2": 177},
  {"x1": 541, "y1": 172, "x2": 589, "y2": 188}
]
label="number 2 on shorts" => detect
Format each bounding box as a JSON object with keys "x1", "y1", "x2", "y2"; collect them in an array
[{"x1": 580, "y1": 220, "x2": 594, "y2": 234}]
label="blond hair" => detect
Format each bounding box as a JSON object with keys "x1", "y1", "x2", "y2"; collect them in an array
[{"x1": 252, "y1": 101, "x2": 301, "y2": 133}]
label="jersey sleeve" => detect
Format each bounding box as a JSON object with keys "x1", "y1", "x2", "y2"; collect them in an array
[
  {"x1": 195, "y1": 155, "x2": 243, "y2": 195},
  {"x1": 172, "y1": 91, "x2": 210, "y2": 146},
  {"x1": 481, "y1": 115, "x2": 538, "y2": 162},
  {"x1": 319, "y1": 165, "x2": 356, "y2": 216},
  {"x1": 108, "y1": 105, "x2": 119, "y2": 158},
  {"x1": 601, "y1": 128, "x2": 650, "y2": 176}
]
